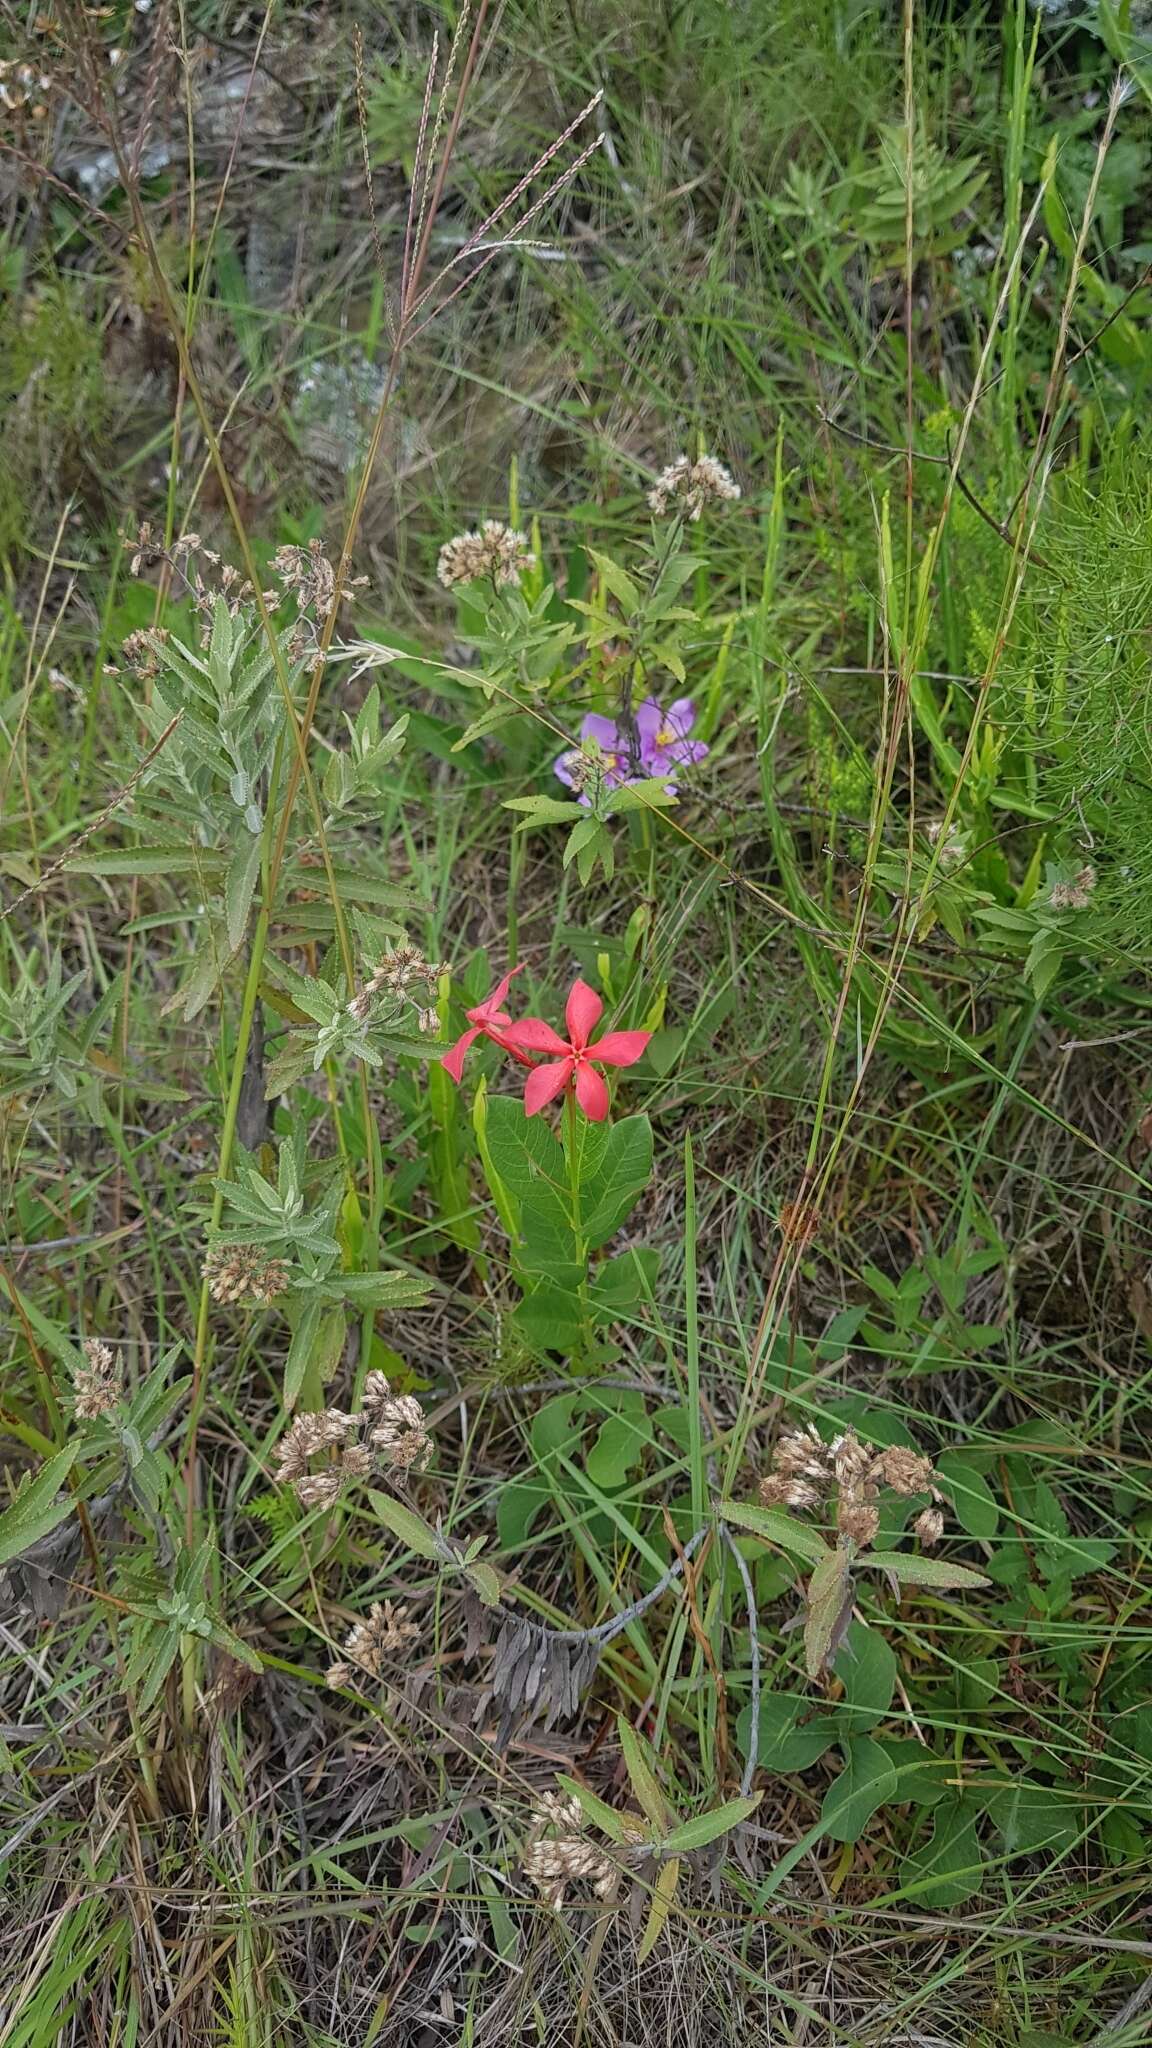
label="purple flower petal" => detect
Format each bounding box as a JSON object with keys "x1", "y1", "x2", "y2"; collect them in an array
[
  {"x1": 633, "y1": 698, "x2": 664, "y2": 765},
  {"x1": 581, "y1": 712, "x2": 624, "y2": 751},
  {"x1": 665, "y1": 697, "x2": 697, "y2": 737}
]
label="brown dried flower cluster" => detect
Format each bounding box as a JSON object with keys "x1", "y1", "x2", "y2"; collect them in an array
[
  {"x1": 326, "y1": 1598, "x2": 419, "y2": 1689},
  {"x1": 362, "y1": 1370, "x2": 433, "y2": 1473},
  {"x1": 521, "y1": 1791, "x2": 616, "y2": 1912},
  {"x1": 273, "y1": 1409, "x2": 368, "y2": 1509},
  {"x1": 274, "y1": 1376, "x2": 433, "y2": 1510},
  {"x1": 437, "y1": 521, "x2": 534, "y2": 590},
  {"x1": 202, "y1": 1241, "x2": 290, "y2": 1306},
  {"x1": 760, "y1": 1425, "x2": 946, "y2": 1550},
  {"x1": 72, "y1": 1337, "x2": 123, "y2": 1421},
  {"x1": 647, "y1": 454, "x2": 741, "y2": 521},
  {"x1": 346, "y1": 944, "x2": 448, "y2": 1025},
  {"x1": 1049, "y1": 864, "x2": 1097, "y2": 912}
]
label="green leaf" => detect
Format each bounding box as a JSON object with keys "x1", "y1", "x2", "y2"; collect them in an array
[
  {"x1": 899, "y1": 1798, "x2": 984, "y2": 1907},
  {"x1": 821, "y1": 1738, "x2": 897, "y2": 1844},
  {"x1": 484, "y1": 1095, "x2": 567, "y2": 1203},
  {"x1": 513, "y1": 1283, "x2": 585, "y2": 1355},
  {"x1": 336, "y1": 1272, "x2": 432, "y2": 1310},
  {"x1": 662, "y1": 1794, "x2": 760, "y2": 1854},
  {"x1": 838, "y1": 1622, "x2": 897, "y2": 1729},
  {"x1": 282, "y1": 1297, "x2": 322, "y2": 1412},
  {"x1": 465, "y1": 1560, "x2": 503, "y2": 1607},
  {"x1": 804, "y1": 1550, "x2": 853, "y2": 1679},
  {"x1": 224, "y1": 833, "x2": 263, "y2": 954},
  {"x1": 988, "y1": 1782, "x2": 1080, "y2": 1858},
  {"x1": 636, "y1": 1857, "x2": 679, "y2": 1960},
  {"x1": 587, "y1": 548, "x2": 641, "y2": 613},
  {"x1": 617, "y1": 1716, "x2": 672, "y2": 1833},
  {"x1": 580, "y1": 1114, "x2": 653, "y2": 1248},
  {"x1": 879, "y1": 1739, "x2": 952, "y2": 1807},
  {"x1": 503, "y1": 795, "x2": 585, "y2": 829},
  {"x1": 0, "y1": 1445, "x2": 79, "y2": 1569},
  {"x1": 936, "y1": 1452, "x2": 999, "y2": 1539},
  {"x1": 368, "y1": 1489, "x2": 442, "y2": 1560},
  {"x1": 584, "y1": 1395, "x2": 653, "y2": 1489},
  {"x1": 555, "y1": 1774, "x2": 631, "y2": 1844},
  {"x1": 719, "y1": 1498, "x2": 831, "y2": 1565},
  {"x1": 737, "y1": 1693, "x2": 838, "y2": 1773},
  {"x1": 863, "y1": 1552, "x2": 989, "y2": 1590}
]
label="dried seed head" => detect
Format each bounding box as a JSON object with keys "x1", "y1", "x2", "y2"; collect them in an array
[
  {"x1": 759, "y1": 1472, "x2": 822, "y2": 1512},
  {"x1": 364, "y1": 1377, "x2": 432, "y2": 1473},
  {"x1": 836, "y1": 1498, "x2": 880, "y2": 1548},
  {"x1": 203, "y1": 1241, "x2": 291, "y2": 1306},
  {"x1": 270, "y1": 538, "x2": 342, "y2": 615},
  {"x1": 871, "y1": 1445, "x2": 935, "y2": 1498},
  {"x1": 1049, "y1": 864, "x2": 1096, "y2": 912},
  {"x1": 830, "y1": 1430, "x2": 872, "y2": 1488},
  {"x1": 437, "y1": 520, "x2": 535, "y2": 590},
  {"x1": 647, "y1": 453, "x2": 741, "y2": 521},
  {"x1": 536, "y1": 1790, "x2": 585, "y2": 1833},
  {"x1": 72, "y1": 1337, "x2": 123, "y2": 1420},
  {"x1": 773, "y1": 1425, "x2": 832, "y2": 1483},
  {"x1": 913, "y1": 1506, "x2": 945, "y2": 1547},
  {"x1": 275, "y1": 1409, "x2": 363, "y2": 1506},
  {"x1": 326, "y1": 1598, "x2": 419, "y2": 1687},
  {"x1": 521, "y1": 1833, "x2": 616, "y2": 1911}
]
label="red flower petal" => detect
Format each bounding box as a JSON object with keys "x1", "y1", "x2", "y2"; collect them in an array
[
  {"x1": 588, "y1": 1030, "x2": 650, "y2": 1069},
  {"x1": 484, "y1": 961, "x2": 524, "y2": 1015},
  {"x1": 503, "y1": 1017, "x2": 570, "y2": 1056},
  {"x1": 574, "y1": 1062, "x2": 609, "y2": 1120},
  {"x1": 523, "y1": 1059, "x2": 573, "y2": 1115},
  {"x1": 440, "y1": 1026, "x2": 481, "y2": 1083},
  {"x1": 565, "y1": 978, "x2": 603, "y2": 1049}
]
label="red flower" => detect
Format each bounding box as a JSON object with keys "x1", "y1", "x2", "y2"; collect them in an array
[
  {"x1": 503, "y1": 978, "x2": 650, "y2": 1121},
  {"x1": 440, "y1": 964, "x2": 531, "y2": 1083}
]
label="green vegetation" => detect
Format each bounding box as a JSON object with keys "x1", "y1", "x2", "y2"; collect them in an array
[{"x1": 4, "y1": 0, "x2": 1152, "y2": 2040}]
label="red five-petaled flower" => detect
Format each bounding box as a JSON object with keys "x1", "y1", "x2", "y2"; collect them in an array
[
  {"x1": 440, "y1": 963, "x2": 531, "y2": 1083},
  {"x1": 503, "y1": 979, "x2": 650, "y2": 1121}
]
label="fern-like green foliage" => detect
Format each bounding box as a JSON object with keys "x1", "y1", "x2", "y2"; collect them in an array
[{"x1": 1000, "y1": 447, "x2": 1152, "y2": 963}]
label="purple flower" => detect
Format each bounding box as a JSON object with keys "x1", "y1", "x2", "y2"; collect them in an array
[{"x1": 554, "y1": 699, "x2": 708, "y2": 805}]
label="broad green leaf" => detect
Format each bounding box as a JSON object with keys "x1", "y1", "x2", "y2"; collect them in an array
[
  {"x1": 838, "y1": 1622, "x2": 897, "y2": 1729},
  {"x1": 719, "y1": 1498, "x2": 831, "y2": 1565},
  {"x1": 988, "y1": 1782, "x2": 1080, "y2": 1857},
  {"x1": 804, "y1": 1550, "x2": 853, "y2": 1679},
  {"x1": 0, "y1": 1445, "x2": 79, "y2": 1569},
  {"x1": 879, "y1": 1739, "x2": 951, "y2": 1807},
  {"x1": 484, "y1": 1096, "x2": 567, "y2": 1203},
  {"x1": 580, "y1": 1114, "x2": 653, "y2": 1248},
  {"x1": 636, "y1": 1856, "x2": 679, "y2": 1960},
  {"x1": 555, "y1": 1774, "x2": 631, "y2": 1844},
  {"x1": 282, "y1": 1297, "x2": 322, "y2": 1412},
  {"x1": 513, "y1": 1284, "x2": 584, "y2": 1356},
  {"x1": 662, "y1": 1794, "x2": 760, "y2": 1853},
  {"x1": 585, "y1": 1401, "x2": 653, "y2": 1490},
  {"x1": 465, "y1": 1560, "x2": 502, "y2": 1608},
  {"x1": 368, "y1": 1490, "x2": 442, "y2": 1560},
  {"x1": 337, "y1": 1272, "x2": 432, "y2": 1309},
  {"x1": 224, "y1": 833, "x2": 263, "y2": 953},
  {"x1": 617, "y1": 1716, "x2": 672, "y2": 1834},
  {"x1": 821, "y1": 1738, "x2": 897, "y2": 1844},
  {"x1": 863, "y1": 1552, "x2": 989, "y2": 1590},
  {"x1": 936, "y1": 1452, "x2": 999, "y2": 1539},
  {"x1": 736, "y1": 1693, "x2": 837, "y2": 1773},
  {"x1": 899, "y1": 1798, "x2": 984, "y2": 1907},
  {"x1": 587, "y1": 548, "x2": 641, "y2": 613}
]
